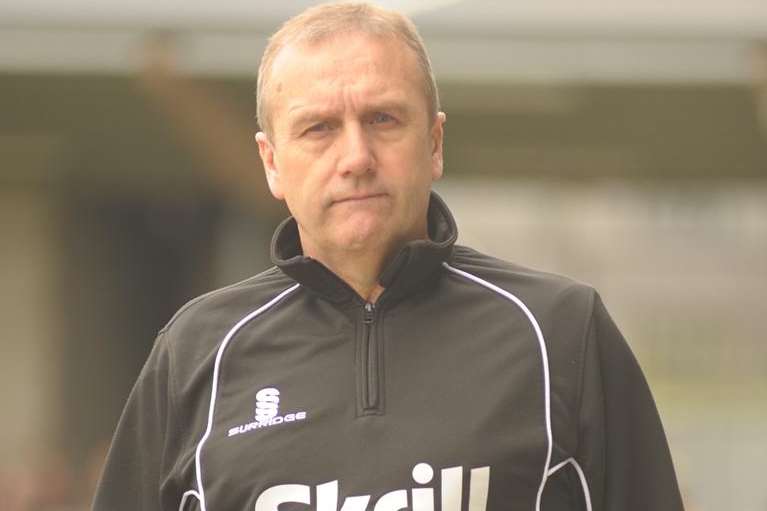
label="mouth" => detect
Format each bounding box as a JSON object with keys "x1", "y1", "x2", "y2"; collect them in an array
[{"x1": 332, "y1": 193, "x2": 387, "y2": 205}]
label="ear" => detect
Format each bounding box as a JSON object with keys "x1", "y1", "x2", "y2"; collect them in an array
[
  {"x1": 430, "y1": 111, "x2": 446, "y2": 181},
  {"x1": 255, "y1": 131, "x2": 284, "y2": 200}
]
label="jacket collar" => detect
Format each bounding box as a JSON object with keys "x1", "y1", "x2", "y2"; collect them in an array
[{"x1": 271, "y1": 191, "x2": 458, "y2": 305}]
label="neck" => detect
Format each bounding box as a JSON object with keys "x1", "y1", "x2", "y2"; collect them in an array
[
  {"x1": 299, "y1": 220, "x2": 431, "y2": 303},
  {"x1": 272, "y1": 193, "x2": 458, "y2": 305},
  {"x1": 331, "y1": 260, "x2": 386, "y2": 303},
  {"x1": 302, "y1": 241, "x2": 394, "y2": 303}
]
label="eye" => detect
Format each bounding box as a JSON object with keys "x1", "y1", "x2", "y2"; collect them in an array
[
  {"x1": 305, "y1": 121, "x2": 331, "y2": 134},
  {"x1": 370, "y1": 112, "x2": 395, "y2": 125}
]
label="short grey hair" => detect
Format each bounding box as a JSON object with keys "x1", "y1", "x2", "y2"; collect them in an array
[{"x1": 256, "y1": 1, "x2": 440, "y2": 139}]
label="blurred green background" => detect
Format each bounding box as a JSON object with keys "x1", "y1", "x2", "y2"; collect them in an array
[{"x1": 1, "y1": 1, "x2": 766, "y2": 510}]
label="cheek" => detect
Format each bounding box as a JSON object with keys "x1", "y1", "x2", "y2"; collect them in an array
[
  {"x1": 396, "y1": 145, "x2": 436, "y2": 187},
  {"x1": 281, "y1": 169, "x2": 324, "y2": 218},
  {"x1": 275, "y1": 152, "x2": 308, "y2": 197}
]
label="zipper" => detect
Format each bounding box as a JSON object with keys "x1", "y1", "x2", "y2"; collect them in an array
[{"x1": 359, "y1": 301, "x2": 381, "y2": 414}]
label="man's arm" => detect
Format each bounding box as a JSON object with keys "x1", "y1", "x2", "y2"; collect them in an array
[
  {"x1": 92, "y1": 333, "x2": 180, "y2": 511},
  {"x1": 576, "y1": 294, "x2": 684, "y2": 511}
]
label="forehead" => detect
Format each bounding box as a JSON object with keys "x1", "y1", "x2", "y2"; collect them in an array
[{"x1": 268, "y1": 32, "x2": 425, "y2": 117}]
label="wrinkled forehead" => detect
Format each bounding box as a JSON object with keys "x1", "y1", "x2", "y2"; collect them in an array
[
  {"x1": 267, "y1": 32, "x2": 425, "y2": 112},
  {"x1": 275, "y1": 33, "x2": 413, "y2": 81}
]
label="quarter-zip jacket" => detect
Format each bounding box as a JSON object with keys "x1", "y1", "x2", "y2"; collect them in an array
[{"x1": 93, "y1": 192, "x2": 684, "y2": 511}]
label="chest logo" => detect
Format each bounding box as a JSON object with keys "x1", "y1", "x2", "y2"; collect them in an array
[
  {"x1": 255, "y1": 387, "x2": 280, "y2": 423},
  {"x1": 228, "y1": 387, "x2": 307, "y2": 438},
  {"x1": 254, "y1": 462, "x2": 491, "y2": 511}
]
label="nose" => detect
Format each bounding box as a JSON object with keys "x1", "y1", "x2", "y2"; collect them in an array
[{"x1": 337, "y1": 122, "x2": 374, "y2": 177}]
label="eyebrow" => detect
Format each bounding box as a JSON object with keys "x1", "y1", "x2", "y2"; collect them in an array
[
  {"x1": 287, "y1": 107, "x2": 336, "y2": 128},
  {"x1": 366, "y1": 101, "x2": 411, "y2": 119},
  {"x1": 287, "y1": 100, "x2": 412, "y2": 128}
]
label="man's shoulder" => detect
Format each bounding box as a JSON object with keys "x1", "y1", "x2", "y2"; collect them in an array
[
  {"x1": 158, "y1": 266, "x2": 297, "y2": 345},
  {"x1": 447, "y1": 245, "x2": 597, "y2": 314},
  {"x1": 446, "y1": 246, "x2": 602, "y2": 385}
]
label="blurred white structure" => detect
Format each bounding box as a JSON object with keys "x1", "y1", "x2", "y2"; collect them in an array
[{"x1": 1, "y1": 0, "x2": 767, "y2": 83}]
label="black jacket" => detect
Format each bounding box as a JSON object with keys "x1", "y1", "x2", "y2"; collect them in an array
[{"x1": 93, "y1": 192, "x2": 684, "y2": 511}]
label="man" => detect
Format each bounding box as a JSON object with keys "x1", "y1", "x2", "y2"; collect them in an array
[{"x1": 94, "y1": 3, "x2": 684, "y2": 511}]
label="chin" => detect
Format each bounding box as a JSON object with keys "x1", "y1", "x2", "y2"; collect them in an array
[{"x1": 334, "y1": 219, "x2": 388, "y2": 251}]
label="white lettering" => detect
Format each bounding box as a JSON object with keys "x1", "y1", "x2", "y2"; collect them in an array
[
  {"x1": 315, "y1": 481, "x2": 374, "y2": 511},
  {"x1": 339, "y1": 495, "x2": 370, "y2": 511},
  {"x1": 228, "y1": 411, "x2": 307, "y2": 437},
  {"x1": 412, "y1": 463, "x2": 435, "y2": 511},
  {"x1": 412, "y1": 463, "x2": 434, "y2": 484},
  {"x1": 316, "y1": 480, "x2": 338, "y2": 511},
  {"x1": 440, "y1": 466, "x2": 463, "y2": 511},
  {"x1": 412, "y1": 488, "x2": 434, "y2": 511},
  {"x1": 253, "y1": 463, "x2": 490, "y2": 511},
  {"x1": 255, "y1": 387, "x2": 280, "y2": 424},
  {"x1": 374, "y1": 490, "x2": 407, "y2": 511},
  {"x1": 468, "y1": 467, "x2": 490, "y2": 511},
  {"x1": 254, "y1": 484, "x2": 309, "y2": 511},
  {"x1": 255, "y1": 387, "x2": 280, "y2": 402}
]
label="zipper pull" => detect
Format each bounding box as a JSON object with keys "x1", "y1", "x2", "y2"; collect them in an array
[{"x1": 363, "y1": 302, "x2": 375, "y2": 323}]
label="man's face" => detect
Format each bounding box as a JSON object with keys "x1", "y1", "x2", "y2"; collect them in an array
[{"x1": 256, "y1": 32, "x2": 445, "y2": 259}]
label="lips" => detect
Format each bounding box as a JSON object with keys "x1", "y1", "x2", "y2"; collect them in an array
[{"x1": 332, "y1": 192, "x2": 387, "y2": 204}]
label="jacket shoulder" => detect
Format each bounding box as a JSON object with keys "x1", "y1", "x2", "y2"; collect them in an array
[
  {"x1": 448, "y1": 245, "x2": 597, "y2": 309},
  {"x1": 153, "y1": 267, "x2": 300, "y2": 396},
  {"x1": 448, "y1": 248, "x2": 602, "y2": 471},
  {"x1": 158, "y1": 266, "x2": 297, "y2": 342}
]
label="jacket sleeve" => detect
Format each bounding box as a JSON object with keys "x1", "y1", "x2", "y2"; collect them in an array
[
  {"x1": 92, "y1": 332, "x2": 182, "y2": 511},
  {"x1": 576, "y1": 293, "x2": 684, "y2": 511}
]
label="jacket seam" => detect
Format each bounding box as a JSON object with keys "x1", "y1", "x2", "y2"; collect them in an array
[
  {"x1": 157, "y1": 330, "x2": 182, "y2": 504},
  {"x1": 158, "y1": 267, "x2": 283, "y2": 335},
  {"x1": 441, "y1": 261, "x2": 552, "y2": 511},
  {"x1": 573, "y1": 288, "x2": 598, "y2": 459},
  {"x1": 164, "y1": 330, "x2": 183, "y2": 480},
  {"x1": 193, "y1": 283, "x2": 302, "y2": 511}
]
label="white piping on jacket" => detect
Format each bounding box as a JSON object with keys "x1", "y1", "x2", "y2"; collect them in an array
[
  {"x1": 547, "y1": 457, "x2": 594, "y2": 511},
  {"x1": 186, "y1": 283, "x2": 301, "y2": 511},
  {"x1": 178, "y1": 489, "x2": 200, "y2": 511},
  {"x1": 442, "y1": 263, "x2": 552, "y2": 511}
]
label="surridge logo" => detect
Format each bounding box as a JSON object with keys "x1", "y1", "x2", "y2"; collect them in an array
[
  {"x1": 228, "y1": 387, "x2": 307, "y2": 437},
  {"x1": 255, "y1": 387, "x2": 280, "y2": 424},
  {"x1": 254, "y1": 462, "x2": 491, "y2": 511}
]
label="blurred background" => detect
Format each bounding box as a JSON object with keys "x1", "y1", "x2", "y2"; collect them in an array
[{"x1": 1, "y1": 0, "x2": 766, "y2": 509}]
